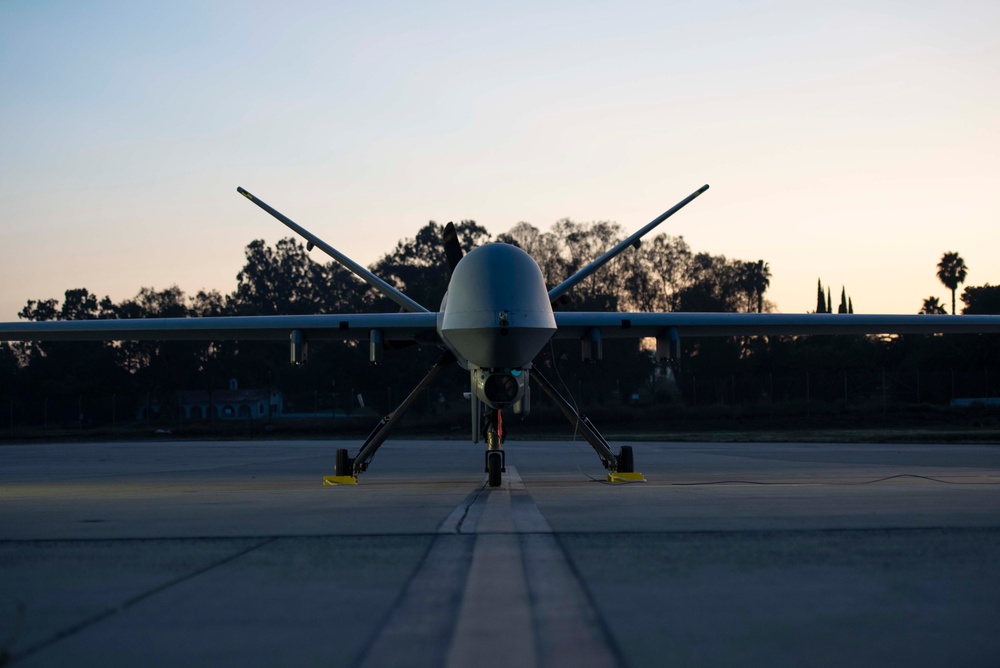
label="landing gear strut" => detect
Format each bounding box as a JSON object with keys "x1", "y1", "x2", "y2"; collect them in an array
[
  {"x1": 482, "y1": 407, "x2": 506, "y2": 487},
  {"x1": 530, "y1": 368, "x2": 645, "y2": 482},
  {"x1": 324, "y1": 351, "x2": 454, "y2": 485}
]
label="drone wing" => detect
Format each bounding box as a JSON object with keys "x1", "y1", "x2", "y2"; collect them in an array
[
  {"x1": 553, "y1": 312, "x2": 1000, "y2": 340},
  {"x1": 553, "y1": 311, "x2": 1000, "y2": 362},
  {"x1": 0, "y1": 312, "x2": 438, "y2": 343}
]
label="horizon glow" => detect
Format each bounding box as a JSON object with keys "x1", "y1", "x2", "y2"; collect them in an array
[{"x1": 2, "y1": 1, "x2": 998, "y2": 321}]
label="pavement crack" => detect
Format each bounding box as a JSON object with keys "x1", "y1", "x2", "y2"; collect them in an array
[
  {"x1": 454, "y1": 483, "x2": 488, "y2": 535},
  {"x1": 437, "y1": 481, "x2": 488, "y2": 535},
  {"x1": 8, "y1": 537, "x2": 276, "y2": 665}
]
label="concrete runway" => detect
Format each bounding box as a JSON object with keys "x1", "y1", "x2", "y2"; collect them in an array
[{"x1": 2, "y1": 438, "x2": 999, "y2": 667}]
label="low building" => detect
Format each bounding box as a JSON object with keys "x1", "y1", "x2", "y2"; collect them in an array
[{"x1": 177, "y1": 386, "x2": 284, "y2": 421}]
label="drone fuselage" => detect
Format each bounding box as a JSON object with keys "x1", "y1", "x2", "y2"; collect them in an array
[{"x1": 437, "y1": 243, "x2": 557, "y2": 372}]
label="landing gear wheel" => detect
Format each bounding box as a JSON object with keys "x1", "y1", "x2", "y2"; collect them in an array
[
  {"x1": 617, "y1": 445, "x2": 634, "y2": 473},
  {"x1": 335, "y1": 448, "x2": 353, "y2": 477},
  {"x1": 487, "y1": 452, "x2": 503, "y2": 488}
]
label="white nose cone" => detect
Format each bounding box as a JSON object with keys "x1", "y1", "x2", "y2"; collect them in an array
[{"x1": 439, "y1": 243, "x2": 556, "y2": 369}]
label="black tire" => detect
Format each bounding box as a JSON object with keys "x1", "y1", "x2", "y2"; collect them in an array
[
  {"x1": 335, "y1": 448, "x2": 352, "y2": 477},
  {"x1": 618, "y1": 445, "x2": 634, "y2": 473},
  {"x1": 487, "y1": 452, "x2": 503, "y2": 487}
]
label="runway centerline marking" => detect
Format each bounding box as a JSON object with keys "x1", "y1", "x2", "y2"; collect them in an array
[{"x1": 363, "y1": 466, "x2": 619, "y2": 667}]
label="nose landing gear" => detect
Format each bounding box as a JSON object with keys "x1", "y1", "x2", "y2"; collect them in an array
[{"x1": 483, "y1": 408, "x2": 506, "y2": 487}]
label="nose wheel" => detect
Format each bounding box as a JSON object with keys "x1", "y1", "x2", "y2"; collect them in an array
[
  {"x1": 483, "y1": 408, "x2": 506, "y2": 487},
  {"x1": 486, "y1": 451, "x2": 505, "y2": 487}
]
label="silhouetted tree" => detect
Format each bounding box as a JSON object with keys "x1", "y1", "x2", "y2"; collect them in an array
[
  {"x1": 372, "y1": 221, "x2": 491, "y2": 310},
  {"x1": 110, "y1": 286, "x2": 199, "y2": 388},
  {"x1": 0, "y1": 343, "x2": 18, "y2": 380},
  {"x1": 18, "y1": 288, "x2": 114, "y2": 369},
  {"x1": 816, "y1": 279, "x2": 826, "y2": 313},
  {"x1": 739, "y1": 260, "x2": 771, "y2": 313},
  {"x1": 919, "y1": 296, "x2": 947, "y2": 315},
  {"x1": 496, "y1": 222, "x2": 570, "y2": 290},
  {"x1": 551, "y1": 219, "x2": 627, "y2": 311},
  {"x1": 937, "y1": 251, "x2": 968, "y2": 315},
  {"x1": 18, "y1": 298, "x2": 59, "y2": 323},
  {"x1": 14, "y1": 289, "x2": 124, "y2": 416},
  {"x1": 961, "y1": 284, "x2": 1000, "y2": 315},
  {"x1": 676, "y1": 253, "x2": 743, "y2": 312},
  {"x1": 189, "y1": 290, "x2": 228, "y2": 317},
  {"x1": 624, "y1": 233, "x2": 693, "y2": 312},
  {"x1": 2, "y1": 216, "x2": 796, "y2": 420},
  {"x1": 231, "y1": 238, "x2": 355, "y2": 316}
]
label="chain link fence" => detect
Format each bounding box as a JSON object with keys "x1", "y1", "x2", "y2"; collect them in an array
[{"x1": 677, "y1": 367, "x2": 996, "y2": 408}]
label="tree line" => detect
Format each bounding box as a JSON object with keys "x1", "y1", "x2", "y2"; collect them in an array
[
  {"x1": 1, "y1": 221, "x2": 998, "y2": 428},
  {"x1": 922, "y1": 251, "x2": 1000, "y2": 316}
]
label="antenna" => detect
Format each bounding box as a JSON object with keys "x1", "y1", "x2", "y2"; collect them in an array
[
  {"x1": 237, "y1": 187, "x2": 429, "y2": 313},
  {"x1": 547, "y1": 184, "x2": 709, "y2": 304}
]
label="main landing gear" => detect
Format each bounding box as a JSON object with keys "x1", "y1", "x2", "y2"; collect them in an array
[
  {"x1": 323, "y1": 351, "x2": 454, "y2": 486},
  {"x1": 530, "y1": 368, "x2": 645, "y2": 483},
  {"x1": 323, "y1": 355, "x2": 644, "y2": 486}
]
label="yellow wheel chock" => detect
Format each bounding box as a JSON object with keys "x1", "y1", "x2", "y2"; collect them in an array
[
  {"x1": 606, "y1": 471, "x2": 646, "y2": 483},
  {"x1": 323, "y1": 475, "x2": 358, "y2": 486}
]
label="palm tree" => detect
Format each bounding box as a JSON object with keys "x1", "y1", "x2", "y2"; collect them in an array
[
  {"x1": 919, "y1": 296, "x2": 947, "y2": 315},
  {"x1": 937, "y1": 252, "x2": 968, "y2": 315},
  {"x1": 739, "y1": 260, "x2": 771, "y2": 313},
  {"x1": 754, "y1": 260, "x2": 772, "y2": 313}
]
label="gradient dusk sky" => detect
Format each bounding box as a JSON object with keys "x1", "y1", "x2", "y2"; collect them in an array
[{"x1": 1, "y1": 1, "x2": 998, "y2": 321}]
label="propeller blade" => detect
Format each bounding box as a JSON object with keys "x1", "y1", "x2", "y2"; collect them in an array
[{"x1": 442, "y1": 222, "x2": 464, "y2": 275}]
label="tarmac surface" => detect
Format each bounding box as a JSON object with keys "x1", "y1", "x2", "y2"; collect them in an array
[{"x1": 2, "y1": 438, "x2": 1000, "y2": 667}]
